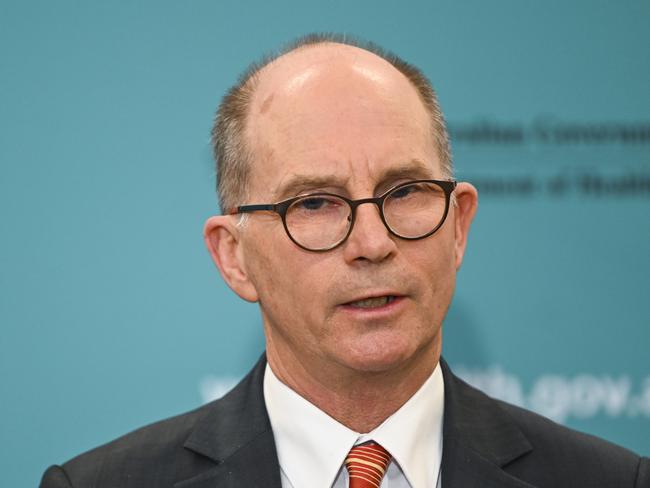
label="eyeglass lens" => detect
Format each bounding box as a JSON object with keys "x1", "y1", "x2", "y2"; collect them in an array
[{"x1": 284, "y1": 181, "x2": 448, "y2": 251}]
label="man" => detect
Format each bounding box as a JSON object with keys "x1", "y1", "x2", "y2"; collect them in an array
[{"x1": 41, "y1": 34, "x2": 648, "y2": 488}]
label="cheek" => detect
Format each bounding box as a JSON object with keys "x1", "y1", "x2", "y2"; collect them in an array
[
  {"x1": 243, "y1": 230, "x2": 325, "y2": 321},
  {"x1": 411, "y1": 231, "x2": 455, "y2": 270},
  {"x1": 410, "y1": 236, "x2": 457, "y2": 310}
]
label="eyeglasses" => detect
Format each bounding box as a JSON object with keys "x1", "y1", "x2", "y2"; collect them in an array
[{"x1": 230, "y1": 179, "x2": 457, "y2": 252}]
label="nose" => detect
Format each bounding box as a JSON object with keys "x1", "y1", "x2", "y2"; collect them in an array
[{"x1": 342, "y1": 202, "x2": 397, "y2": 264}]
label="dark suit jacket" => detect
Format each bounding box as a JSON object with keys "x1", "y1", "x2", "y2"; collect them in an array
[{"x1": 41, "y1": 356, "x2": 649, "y2": 487}]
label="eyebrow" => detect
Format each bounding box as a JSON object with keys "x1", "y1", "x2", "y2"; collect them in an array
[
  {"x1": 273, "y1": 159, "x2": 436, "y2": 201},
  {"x1": 273, "y1": 174, "x2": 350, "y2": 200},
  {"x1": 377, "y1": 160, "x2": 435, "y2": 188}
]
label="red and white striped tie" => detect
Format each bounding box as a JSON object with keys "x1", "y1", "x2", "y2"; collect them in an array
[{"x1": 345, "y1": 442, "x2": 392, "y2": 488}]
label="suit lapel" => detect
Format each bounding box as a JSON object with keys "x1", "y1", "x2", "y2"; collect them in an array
[
  {"x1": 441, "y1": 436, "x2": 536, "y2": 488},
  {"x1": 440, "y1": 359, "x2": 536, "y2": 488},
  {"x1": 175, "y1": 355, "x2": 282, "y2": 488}
]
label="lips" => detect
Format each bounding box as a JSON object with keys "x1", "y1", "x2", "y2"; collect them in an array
[
  {"x1": 340, "y1": 287, "x2": 405, "y2": 310},
  {"x1": 346, "y1": 295, "x2": 397, "y2": 308}
]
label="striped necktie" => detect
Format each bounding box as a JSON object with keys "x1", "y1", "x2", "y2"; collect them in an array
[{"x1": 345, "y1": 442, "x2": 392, "y2": 488}]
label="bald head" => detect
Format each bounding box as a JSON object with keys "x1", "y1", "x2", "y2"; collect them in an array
[
  {"x1": 250, "y1": 42, "x2": 424, "y2": 111},
  {"x1": 212, "y1": 34, "x2": 451, "y2": 212}
]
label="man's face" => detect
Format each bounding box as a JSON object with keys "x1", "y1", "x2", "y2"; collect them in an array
[{"x1": 214, "y1": 45, "x2": 475, "y2": 380}]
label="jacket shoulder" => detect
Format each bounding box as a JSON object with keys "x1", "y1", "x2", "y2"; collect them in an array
[
  {"x1": 494, "y1": 397, "x2": 647, "y2": 487},
  {"x1": 41, "y1": 402, "x2": 216, "y2": 488},
  {"x1": 441, "y1": 360, "x2": 648, "y2": 488},
  {"x1": 41, "y1": 356, "x2": 271, "y2": 488}
]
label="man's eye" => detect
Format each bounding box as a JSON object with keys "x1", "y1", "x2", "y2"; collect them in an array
[
  {"x1": 390, "y1": 184, "x2": 418, "y2": 199},
  {"x1": 298, "y1": 197, "x2": 331, "y2": 211}
]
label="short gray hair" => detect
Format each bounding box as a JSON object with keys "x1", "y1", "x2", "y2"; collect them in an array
[{"x1": 211, "y1": 33, "x2": 453, "y2": 213}]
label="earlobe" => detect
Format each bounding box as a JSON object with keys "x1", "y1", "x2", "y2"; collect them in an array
[
  {"x1": 203, "y1": 216, "x2": 259, "y2": 302},
  {"x1": 452, "y1": 183, "x2": 479, "y2": 269}
]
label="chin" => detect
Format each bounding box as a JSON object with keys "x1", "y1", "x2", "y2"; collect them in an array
[{"x1": 336, "y1": 339, "x2": 422, "y2": 374}]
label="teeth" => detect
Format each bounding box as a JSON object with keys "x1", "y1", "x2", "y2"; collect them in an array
[{"x1": 349, "y1": 296, "x2": 394, "y2": 308}]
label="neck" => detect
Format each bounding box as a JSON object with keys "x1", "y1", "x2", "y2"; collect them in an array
[{"x1": 265, "y1": 334, "x2": 441, "y2": 433}]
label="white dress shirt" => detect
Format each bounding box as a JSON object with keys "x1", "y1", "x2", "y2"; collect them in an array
[{"x1": 263, "y1": 363, "x2": 444, "y2": 488}]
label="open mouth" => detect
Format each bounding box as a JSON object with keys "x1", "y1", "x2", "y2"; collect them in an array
[{"x1": 346, "y1": 295, "x2": 397, "y2": 309}]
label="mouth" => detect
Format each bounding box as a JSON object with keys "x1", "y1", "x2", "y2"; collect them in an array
[{"x1": 344, "y1": 295, "x2": 399, "y2": 309}]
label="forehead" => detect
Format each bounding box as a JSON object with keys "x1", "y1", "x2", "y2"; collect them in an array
[{"x1": 245, "y1": 44, "x2": 439, "y2": 199}]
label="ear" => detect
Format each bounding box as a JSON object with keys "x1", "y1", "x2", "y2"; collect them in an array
[
  {"x1": 203, "y1": 215, "x2": 259, "y2": 302},
  {"x1": 452, "y1": 182, "x2": 478, "y2": 270}
]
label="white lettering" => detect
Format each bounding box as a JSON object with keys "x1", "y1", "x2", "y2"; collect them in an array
[
  {"x1": 571, "y1": 375, "x2": 603, "y2": 418},
  {"x1": 451, "y1": 366, "x2": 648, "y2": 423},
  {"x1": 600, "y1": 376, "x2": 631, "y2": 416},
  {"x1": 197, "y1": 370, "x2": 650, "y2": 424}
]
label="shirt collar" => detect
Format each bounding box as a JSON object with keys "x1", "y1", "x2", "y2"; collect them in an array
[{"x1": 264, "y1": 362, "x2": 444, "y2": 488}]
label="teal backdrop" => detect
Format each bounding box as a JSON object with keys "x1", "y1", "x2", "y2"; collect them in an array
[{"x1": 1, "y1": 1, "x2": 648, "y2": 486}]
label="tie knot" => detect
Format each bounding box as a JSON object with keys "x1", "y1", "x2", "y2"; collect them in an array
[{"x1": 345, "y1": 442, "x2": 392, "y2": 488}]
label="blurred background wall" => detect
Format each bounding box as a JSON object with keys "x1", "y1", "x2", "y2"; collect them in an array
[{"x1": 1, "y1": 1, "x2": 648, "y2": 486}]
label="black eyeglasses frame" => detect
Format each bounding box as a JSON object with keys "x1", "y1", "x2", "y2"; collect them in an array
[{"x1": 229, "y1": 179, "x2": 457, "y2": 252}]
